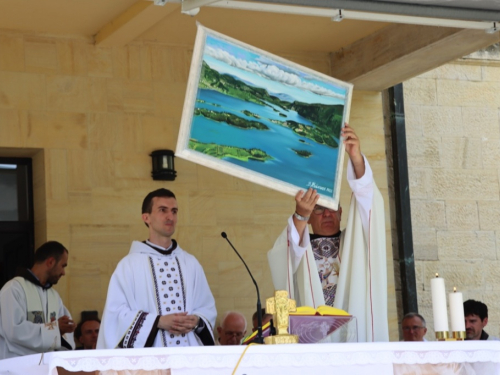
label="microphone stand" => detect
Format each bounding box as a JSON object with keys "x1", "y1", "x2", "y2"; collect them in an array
[{"x1": 221, "y1": 232, "x2": 264, "y2": 344}]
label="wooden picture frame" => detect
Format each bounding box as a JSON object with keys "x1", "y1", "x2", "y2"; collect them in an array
[{"x1": 176, "y1": 23, "x2": 353, "y2": 209}]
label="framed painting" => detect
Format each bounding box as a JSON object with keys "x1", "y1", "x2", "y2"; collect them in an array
[{"x1": 176, "y1": 23, "x2": 353, "y2": 209}]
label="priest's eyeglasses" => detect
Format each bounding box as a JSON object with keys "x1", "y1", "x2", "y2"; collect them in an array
[
  {"x1": 402, "y1": 326, "x2": 425, "y2": 332},
  {"x1": 313, "y1": 206, "x2": 337, "y2": 215}
]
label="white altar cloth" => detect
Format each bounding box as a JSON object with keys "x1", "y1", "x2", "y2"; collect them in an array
[{"x1": 1, "y1": 341, "x2": 500, "y2": 375}]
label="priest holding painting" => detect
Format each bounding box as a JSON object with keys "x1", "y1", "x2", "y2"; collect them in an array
[{"x1": 267, "y1": 124, "x2": 389, "y2": 342}]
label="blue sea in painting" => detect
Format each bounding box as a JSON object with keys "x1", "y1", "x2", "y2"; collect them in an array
[{"x1": 190, "y1": 88, "x2": 339, "y2": 196}]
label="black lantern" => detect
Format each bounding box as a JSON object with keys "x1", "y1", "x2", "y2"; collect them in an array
[{"x1": 150, "y1": 150, "x2": 177, "y2": 181}]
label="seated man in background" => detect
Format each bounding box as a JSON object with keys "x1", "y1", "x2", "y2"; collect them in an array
[
  {"x1": 217, "y1": 311, "x2": 247, "y2": 345},
  {"x1": 0, "y1": 241, "x2": 75, "y2": 359},
  {"x1": 464, "y1": 299, "x2": 498, "y2": 340},
  {"x1": 401, "y1": 312, "x2": 427, "y2": 341},
  {"x1": 252, "y1": 308, "x2": 273, "y2": 332},
  {"x1": 75, "y1": 318, "x2": 100, "y2": 350}
]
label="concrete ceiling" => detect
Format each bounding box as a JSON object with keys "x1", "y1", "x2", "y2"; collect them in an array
[{"x1": 0, "y1": 0, "x2": 499, "y2": 90}]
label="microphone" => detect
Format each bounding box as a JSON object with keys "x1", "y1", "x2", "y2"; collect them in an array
[{"x1": 221, "y1": 232, "x2": 264, "y2": 344}]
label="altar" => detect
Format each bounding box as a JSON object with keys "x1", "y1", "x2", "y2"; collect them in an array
[{"x1": 1, "y1": 341, "x2": 500, "y2": 375}]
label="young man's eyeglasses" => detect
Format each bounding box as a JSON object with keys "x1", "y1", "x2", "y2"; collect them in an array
[{"x1": 313, "y1": 206, "x2": 337, "y2": 215}]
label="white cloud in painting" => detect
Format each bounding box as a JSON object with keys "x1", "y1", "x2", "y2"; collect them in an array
[{"x1": 205, "y1": 46, "x2": 345, "y2": 99}]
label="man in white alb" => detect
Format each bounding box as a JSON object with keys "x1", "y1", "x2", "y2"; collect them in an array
[
  {"x1": 268, "y1": 124, "x2": 388, "y2": 342},
  {"x1": 98, "y1": 189, "x2": 216, "y2": 348},
  {"x1": 0, "y1": 241, "x2": 75, "y2": 359}
]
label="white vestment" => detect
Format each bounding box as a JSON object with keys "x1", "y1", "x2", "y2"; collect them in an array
[
  {"x1": 97, "y1": 241, "x2": 216, "y2": 349},
  {"x1": 0, "y1": 272, "x2": 75, "y2": 359},
  {"x1": 268, "y1": 156, "x2": 389, "y2": 342}
]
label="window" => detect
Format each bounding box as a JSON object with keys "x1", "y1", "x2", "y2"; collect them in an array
[{"x1": 0, "y1": 158, "x2": 34, "y2": 289}]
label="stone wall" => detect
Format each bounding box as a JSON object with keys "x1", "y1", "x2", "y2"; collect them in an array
[
  {"x1": 0, "y1": 29, "x2": 397, "y2": 340},
  {"x1": 404, "y1": 43, "x2": 500, "y2": 339}
]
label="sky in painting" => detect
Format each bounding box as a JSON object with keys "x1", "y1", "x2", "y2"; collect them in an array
[{"x1": 203, "y1": 35, "x2": 347, "y2": 106}]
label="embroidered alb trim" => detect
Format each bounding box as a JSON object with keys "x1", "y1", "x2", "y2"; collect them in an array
[
  {"x1": 124, "y1": 311, "x2": 148, "y2": 348},
  {"x1": 149, "y1": 256, "x2": 167, "y2": 346},
  {"x1": 176, "y1": 256, "x2": 187, "y2": 311}
]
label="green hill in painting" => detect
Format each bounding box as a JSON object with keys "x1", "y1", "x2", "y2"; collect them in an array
[
  {"x1": 198, "y1": 61, "x2": 344, "y2": 138},
  {"x1": 189, "y1": 139, "x2": 273, "y2": 162}
]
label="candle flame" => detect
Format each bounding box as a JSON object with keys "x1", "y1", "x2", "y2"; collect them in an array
[
  {"x1": 454, "y1": 287, "x2": 457, "y2": 292},
  {"x1": 435, "y1": 273, "x2": 439, "y2": 277}
]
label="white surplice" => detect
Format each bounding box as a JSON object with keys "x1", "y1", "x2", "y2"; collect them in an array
[
  {"x1": 0, "y1": 274, "x2": 75, "y2": 359},
  {"x1": 97, "y1": 241, "x2": 216, "y2": 349},
  {"x1": 268, "y1": 156, "x2": 389, "y2": 342}
]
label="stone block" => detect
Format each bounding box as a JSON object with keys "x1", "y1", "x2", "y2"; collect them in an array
[
  {"x1": 67, "y1": 192, "x2": 93, "y2": 225},
  {"x1": 153, "y1": 81, "x2": 186, "y2": 117},
  {"x1": 429, "y1": 169, "x2": 499, "y2": 200},
  {"x1": 440, "y1": 137, "x2": 481, "y2": 170},
  {"x1": 218, "y1": 260, "x2": 261, "y2": 298},
  {"x1": 88, "y1": 113, "x2": 115, "y2": 151},
  {"x1": 437, "y1": 230, "x2": 496, "y2": 260},
  {"x1": 110, "y1": 113, "x2": 143, "y2": 152},
  {"x1": 412, "y1": 228, "x2": 438, "y2": 260},
  {"x1": 107, "y1": 79, "x2": 155, "y2": 114},
  {"x1": 24, "y1": 111, "x2": 87, "y2": 149},
  {"x1": 0, "y1": 71, "x2": 46, "y2": 110},
  {"x1": 478, "y1": 201, "x2": 500, "y2": 231},
  {"x1": 419, "y1": 63, "x2": 482, "y2": 81},
  {"x1": 410, "y1": 200, "x2": 446, "y2": 229},
  {"x1": 482, "y1": 139, "x2": 500, "y2": 167},
  {"x1": 461, "y1": 106, "x2": 500, "y2": 139},
  {"x1": 214, "y1": 191, "x2": 255, "y2": 226},
  {"x1": 419, "y1": 106, "x2": 463, "y2": 137},
  {"x1": 414, "y1": 261, "x2": 424, "y2": 290},
  {"x1": 482, "y1": 65, "x2": 500, "y2": 82},
  {"x1": 55, "y1": 39, "x2": 89, "y2": 76},
  {"x1": 437, "y1": 80, "x2": 500, "y2": 108},
  {"x1": 46, "y1": 75, "x2": 89, "y2": 112},
  {"x1": 402, "y1": 104, "x2": 423, "y2": 138},
  {"x1": 89, "y1": 189, "x2": 140, "y2": 226},
  {"x1": 88, "y1": 77, "x2": 108, "y2": 112},
  {"x1": 150, "y1": 45, "x2": 191, "y2": 83},
  {"x1": 87, "y1": 46, "x2": 113, "y2": 78},
  {"x1": 46, "y1": 149, "x2": 68, "y2": 202},
  {"x1": 67, "y1": 150, "x2": 92, "y2": 192},
  {"x1": 186, "y1": 191, "x2": 216, "y2": 227},
  {"x1": 251, "y1": 191, "x2": 293, "y2": 224},
  {"x1": 408, "y1": 168, "x2": 430, "y2": 199},
  {"x1": 406, "y1": 136, "x2": 440, "y2": 168},
  {"x1": 445, "y1": 200, "x2": 479, "y2": 231},
  {"x1": 141, "y1": 114, "x2": 178, "y2": 152},
  {"x1": 403, "y1": 78, "x2": 437, "y2": 106},
  {"x1": 423, "y1": 260, "x2": 483, "y2": 291},
  {"x1": 0, "y1": 109, "x2": 22, "y2": 146},
  {"x1": 89, "y1": 151, "x2": 115, "y2": 188},
  {"x1": 24, "y1": 37, "x2": 59, "y2": 74},
  {"x1": 483, "y1": 261, "x2": 500, "y2": 291},
  {"x1": 0, "y1": 33, "x2": 25, "y2": 71}
]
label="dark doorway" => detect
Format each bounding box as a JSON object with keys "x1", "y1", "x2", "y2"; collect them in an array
[{"x1": 0, "y1": 158, "x2": 35, "y2": 289}]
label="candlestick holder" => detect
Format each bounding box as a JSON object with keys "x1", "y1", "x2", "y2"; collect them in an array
[
  {"x1": 435, "y1": 331, "x2": 449, "y2": 340},
  {"x1": 435, "y1": 331, "x2": 466, "y2": 341},
  {"x1": 451, "y1": 331, "x2": 466, "y2": 340}
]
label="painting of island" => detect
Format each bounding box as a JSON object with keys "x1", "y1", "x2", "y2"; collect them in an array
[{"x1": 176, "y1": 25, "x2": 352, "y2": 209}]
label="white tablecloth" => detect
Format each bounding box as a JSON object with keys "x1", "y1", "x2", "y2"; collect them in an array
[{"x1": 1, "y1": 341, "x2": 500, "y2": 375}]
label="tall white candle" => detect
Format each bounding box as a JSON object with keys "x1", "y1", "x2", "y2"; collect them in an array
[
  {"x1": 449, "y1": 287, "x2": 466, "y2": 332},
  {"x1": 431, "y1": 274, "x2": 449, "y2": 332}
]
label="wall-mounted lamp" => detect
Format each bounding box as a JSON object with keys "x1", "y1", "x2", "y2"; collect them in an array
[{"x1": 150, "y1": 150, "x2": 177, "y2": 181}]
